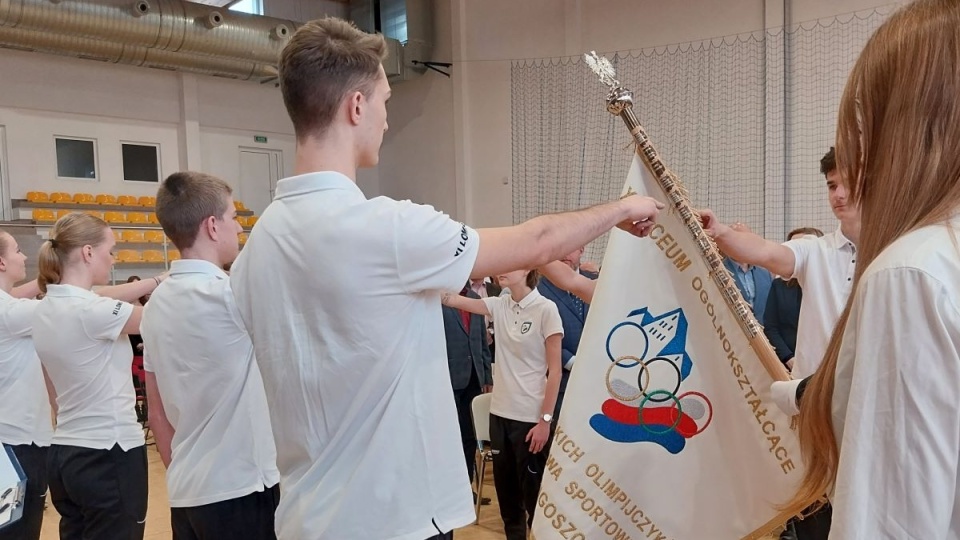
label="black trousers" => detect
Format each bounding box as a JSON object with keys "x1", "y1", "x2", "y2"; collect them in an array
[
  {"x1": 781, "y1": 504, "x2": 832, "y2": 540},
  {"x1": 452, "y1": 369, "x2": 482, "y2": 483},
  {"x1": 490, "y1": 414, "x2": 550, "y2": 540},
  {"x1": 47, "y1": 444, "x2": 148, "y2": 540},
  {"x1": 0, "y1": 443, "x2": 48, "y2": 540},
  {"x1": 171, "y1": 483, "x2": 280, "y2": 540},
  {"x1": 424, "y1": 526, "x2": 453, "y2": 540}
]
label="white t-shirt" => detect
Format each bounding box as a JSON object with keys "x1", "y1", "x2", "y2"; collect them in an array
[
  {"x1": 230, "y1": 171, "x2": 479, "y2": 540},
  {"x1": 483, "y1": 289, "x2": 564, "y2": 423},
  {"x1": 0, "y1": 290, "x2": 52, "y2": 446},
  {"x1": 829, "y1": 221, "x2": 960, "y2": 539},
  {"x1": 783, "y1": 228, "x2": 856, "y2": 379},
  {"x1": 141, "y1": 259, "x2": 279, "y2": 508},
  {"x1": 33, "y1": 284, "x2": 143, "y2": 451}
]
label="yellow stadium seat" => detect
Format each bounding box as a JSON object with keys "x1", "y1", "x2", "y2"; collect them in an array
[
  {"x1": 147, "y1": 213, "x2": 159, "y2": 224},
  {"x1": 138, "y1": 196, "x2": 156, "y2": 207},
  {"x1": 142, "y1": 250, "x2": 165, "y2": 263},
  {"x1": 72, "y1": 193, "x2": 94, "y2": 204},
  {"x1": 32, "y1": 209, "x2": 56, "y2": 222},
  {"x1": 246, "y1": 216, "x2": 258, "y2": 227},
  {"x1": 121, "y1": 230, "x2": 145, "y2": 243},
  {"x1": 116, "y1": 250, "x2": 142, "y2": 263},
  {"x1": 127, "y1": 212, "x2": 148, "y2": 224},
  {"x1": 238, "y1": 232, "x2": 248, "y2": 245},
  {"x1": 117, "y1": 195, "x2": 137, "y2": 206},
  {"x1": 144, "y1": 230, "x2": 165, "y2": 243},
  {"x1": 26, "y1": 191, "x2": 50, "y2": 203},
  {"x1": 95, "y1": 194, "x2": 118, "y2": 205},
  {"x1": 85, "y1": 210, "x2": 104, "y2": 219},
  {"x1": 50, "y1": 192, "x2": 72, "y2": 204},
  {"x1": 103, "y1": 211, "x2": 126, "y2": 224},
  {"x1": 56, "y1": 209, "x2": 73, "y2": 219},
  {"x1": 113, "y1": 230, "x2": 123, "y2": 242},
  {"x1": 234, "y1": 200, "x2": 247, "y2": 211},
  {"x1": 167, "y1": 249, "x2": 181, "y2": 261}
]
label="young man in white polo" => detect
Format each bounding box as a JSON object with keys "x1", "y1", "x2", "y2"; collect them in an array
[
  {"x1": 699, "y1": 147, "x2": 859, "y2": 540},
  {"x1": 229, "y1": 17, "x2": 663, "y2": 540},
  {"x1": 142, "y1": 172, "x2": 280, "y2": 540}
]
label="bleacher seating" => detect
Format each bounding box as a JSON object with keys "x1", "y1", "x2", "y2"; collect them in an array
[
  {"x1": 32, "y1": 209, "x2": 55, "y2": 222},
  {"x1": 144, "y1": 230, "x2": 165, "y2": 243},
  {"x1": 127, "y1": 212, "x2": 149, "y2": 224},
  {"x1": 13, "y1": 191, "x2": 255, "y2": 269},
  {"x1": 142, "y1": 250, "x2": 165, "y2": 263},
  {"x1": 121, "y1": 230, "x2": 145, "y2": 243},
  {"x1": 116, "y1": 250, "x2": 142, "y2": 263},
  {"x1": 103, "y1": 211, "x2": 126, "y2": 224}
]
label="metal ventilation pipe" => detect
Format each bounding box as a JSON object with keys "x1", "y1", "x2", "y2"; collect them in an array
[{"x1": 0, "y1": 0, "x2": 296, "y2": 80}]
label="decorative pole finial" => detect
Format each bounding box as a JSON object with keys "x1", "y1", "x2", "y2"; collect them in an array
[{"x1": 583, "y1": 50, "x2": 768, "y2": 345}]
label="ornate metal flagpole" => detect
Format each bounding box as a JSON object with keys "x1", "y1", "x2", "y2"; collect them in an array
[{"x1": 584, "y1": 52, "x2": 789, "y2": 382}]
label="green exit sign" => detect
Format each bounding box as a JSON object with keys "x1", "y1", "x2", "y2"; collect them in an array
[{"x1": 254, "y1": 135, "x2": 268, "y2": 143}]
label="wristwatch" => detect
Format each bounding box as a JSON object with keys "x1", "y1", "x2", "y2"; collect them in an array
[{"x1": 541, "y1": 413, "x2": 553, "y2": 424}]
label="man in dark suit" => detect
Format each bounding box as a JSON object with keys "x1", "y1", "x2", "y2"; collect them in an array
[
  {"x1": 442, "y1": 284, "x2": 493, "y2": 493},
  {"x1": 723, "y1": 255, "x2": 773, "y2": 322},
  {"x1": 537, "y1": 247, "x2": 598, "y2": 420}
]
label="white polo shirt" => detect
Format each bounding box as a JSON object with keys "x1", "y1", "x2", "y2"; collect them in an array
[
  {"x1": 33, "y1": 284, "x2": 143, "y2": 451},
  {"x1": 783, "y1": 227, "x2": 856, "y2": 379},
  {"x1": 140, "y1": 259, "x2": 279, "y2": 508},
  {"x1": 0, "y1": 291, "x2": 52, "y2": 447},
  {"x1": 483, "y1": 289, "x2": 564, "y2": 423},
  {"x1": 230, "y1": 171, "x2": 479, "y2": 540},
  {"x1": 828, "y1": 221, "x2": 960, "y2": 539}
]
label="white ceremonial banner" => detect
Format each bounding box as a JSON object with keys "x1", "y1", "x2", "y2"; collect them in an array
[
  {"x1": 532, "y1": 154, "x2": 802, "y2": 540},
  {"x1": 0, "y1": 444, "x2": 26, "y2": 531}
]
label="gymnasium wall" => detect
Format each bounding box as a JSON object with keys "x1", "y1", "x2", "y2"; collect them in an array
[{"x1": 0, "y1": 0, "x2": 897, "y2": 231}]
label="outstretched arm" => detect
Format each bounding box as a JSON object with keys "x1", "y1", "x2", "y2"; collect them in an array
[
  {"x1": 538, "y1": 261, "x2": 596, "y2": 303},
  {"x1": 473, "y1": 196, "x2": 663, "y2": 279},
  {"x1": 699, "y1": 209, "x2": 795, "y2": 278},
  {"x1": 441, "y1": 292, "x2": 491, "y2": 317}
]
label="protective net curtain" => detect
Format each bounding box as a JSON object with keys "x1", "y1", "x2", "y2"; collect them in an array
[{"x1": 511, "y1": 8, "x2": 890, "y2": 262}]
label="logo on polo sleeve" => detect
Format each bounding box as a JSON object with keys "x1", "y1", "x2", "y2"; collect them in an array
[
  {"x1": 454, "y1": 223, "x2": 469, "y2": 257},
  {"x1": 112, "y1": 302, "x2": 123, "y2": 315}
]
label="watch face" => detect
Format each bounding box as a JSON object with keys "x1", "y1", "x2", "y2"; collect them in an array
[{"x1": 542, "y1": 414, "x2": 553, "y2": 423}]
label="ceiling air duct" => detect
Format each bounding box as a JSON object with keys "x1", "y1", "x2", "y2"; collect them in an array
[
  {"x1": 0, "y1": 0, "x2": 299, "y2": 81},
  {"x1": 349, "y1": 0, "x2": 434, "y2": 82}
]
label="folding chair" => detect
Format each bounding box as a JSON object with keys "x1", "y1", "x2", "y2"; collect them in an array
[{"x1": 471, "y1": 393, "x2": 498, "y2": 519}]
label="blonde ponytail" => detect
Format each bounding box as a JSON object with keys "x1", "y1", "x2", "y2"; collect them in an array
[
  {"x1": 36, "y1": 239, "x2": 62, "y2": 294},
  {"x1": 37, "y1": 213, "x2": 109, "y2": 294}
]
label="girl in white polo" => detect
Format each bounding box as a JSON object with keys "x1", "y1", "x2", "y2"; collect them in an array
[
  {"x1": 443, "y1": 268, "x2": 562, "y2": 540},
  {"x1": 32, "y1": 213, "x2": 165, "y2": 540},
  {"x1": 0, "y1": 230, "x2": 50, "y2": 540}
]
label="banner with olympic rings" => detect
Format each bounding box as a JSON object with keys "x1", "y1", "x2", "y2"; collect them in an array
[{"x1": 532, "y1": 155, "x2": 803, "y2": 540}]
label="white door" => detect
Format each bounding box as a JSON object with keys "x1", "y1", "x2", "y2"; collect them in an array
[{"x1": 238, "y1": 148, "x2": 282, "y2": 215}]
